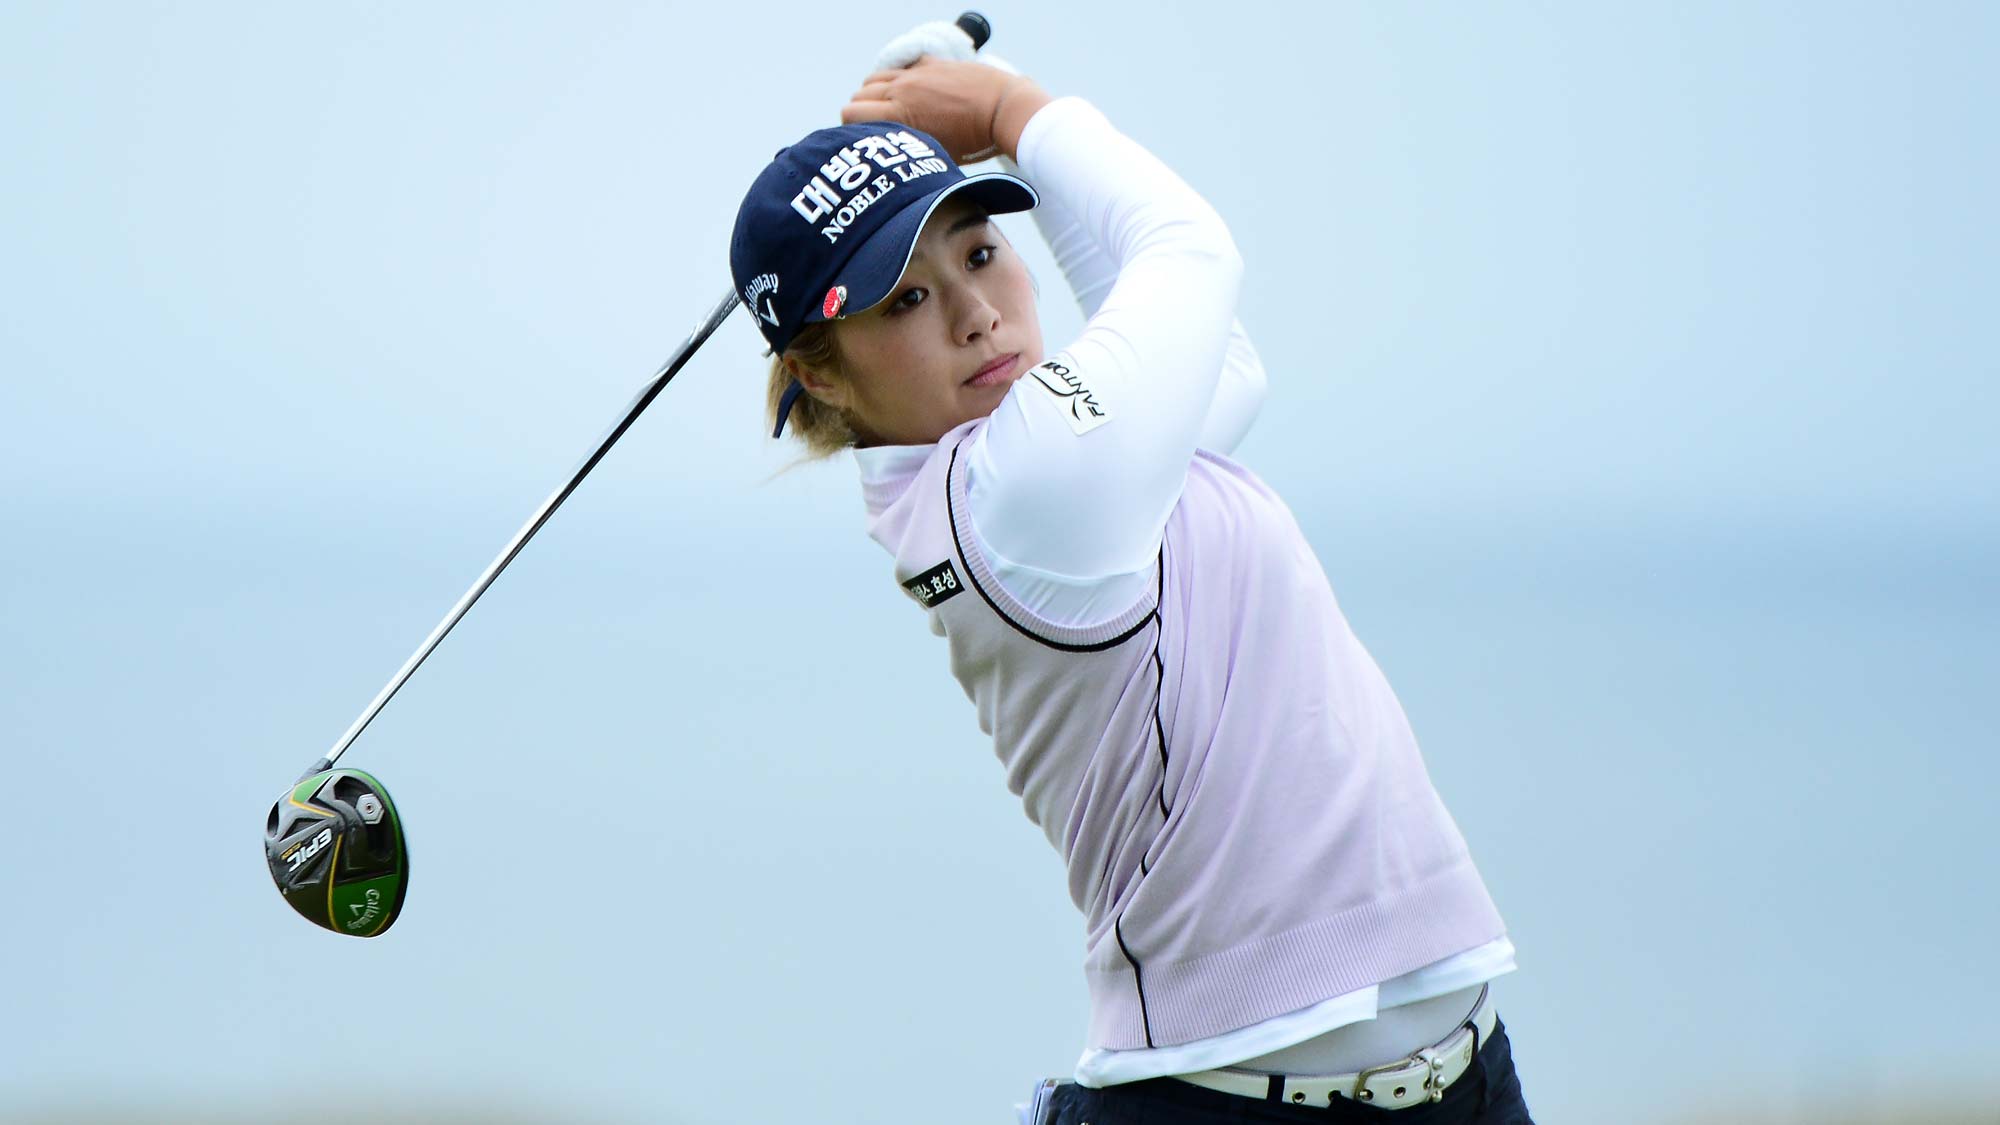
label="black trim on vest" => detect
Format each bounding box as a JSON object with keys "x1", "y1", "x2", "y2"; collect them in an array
[
  {"x1": 942, "y1": 437, "x2": 1163, "y2": 1047},
  {"x1": 1149, "y1": 553, "x2": 1171, "y2": 819},
  {"x1": 943, "y1": 441, "x2": 1156, "y2": 654},
  {"x1": 1114, "y1": 916, "x2": 1155, "y2": 1049}
]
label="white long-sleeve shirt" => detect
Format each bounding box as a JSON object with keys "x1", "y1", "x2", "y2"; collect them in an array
[{"x1": 855, "y1": 98, "x2": 1514, "y2": 1086}]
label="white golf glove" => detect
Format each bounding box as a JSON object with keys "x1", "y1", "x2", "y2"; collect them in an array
[
  {"x1": 873, "y1": 19, "x2": 1022, "y2": 75},
  {"x1": 871, "y1": 20, "x2": 1024, "y2": 163}
]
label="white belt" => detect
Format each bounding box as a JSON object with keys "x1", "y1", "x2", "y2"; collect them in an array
[{"x1": 1172, "y1": 985, "x2": 1497, "y2": 1112}]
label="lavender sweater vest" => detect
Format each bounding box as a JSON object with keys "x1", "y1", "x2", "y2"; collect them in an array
[{"x1": 865, "y1": 424, "x2": 1507, "y2": 1051}]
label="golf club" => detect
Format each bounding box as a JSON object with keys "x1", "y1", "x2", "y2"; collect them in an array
[{"x1": 265, "y1": 11, "x2": 997, "y2": 937}]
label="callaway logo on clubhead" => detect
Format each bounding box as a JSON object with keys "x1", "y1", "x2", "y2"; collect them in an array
[{"x1": 344, "y1": 888, "x2": 384, "y2": 932}]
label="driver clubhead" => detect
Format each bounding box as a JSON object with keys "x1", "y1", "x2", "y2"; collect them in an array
[{"x1": 265, "y1": 768, "x2": 408, "y2": 937}]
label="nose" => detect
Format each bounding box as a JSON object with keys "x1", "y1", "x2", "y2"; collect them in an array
[{"x1": 954, "y1": 289, "x2": 1001, "y2": 346}]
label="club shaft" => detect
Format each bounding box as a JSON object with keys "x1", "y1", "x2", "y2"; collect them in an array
[{"x1": 306, "y1": 288, "x2": 742, "y2": 779}]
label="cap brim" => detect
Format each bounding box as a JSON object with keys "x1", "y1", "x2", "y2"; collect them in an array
[{"x1": 806, "y1": 172, "x2": 1038, "y2": 324}]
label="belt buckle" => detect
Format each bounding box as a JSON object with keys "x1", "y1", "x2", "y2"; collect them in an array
[{"x1": 1352, "y1": 1047, "x2": 1447, "y2": 1108}]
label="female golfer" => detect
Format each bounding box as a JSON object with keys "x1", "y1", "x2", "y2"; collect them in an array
[{"x1": 728, "y1": 24, "x2": 1533, "y2": 1124}]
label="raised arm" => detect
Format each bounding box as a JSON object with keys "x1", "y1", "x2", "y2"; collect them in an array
[
  {"x1": 970, "y1": 95, "x2": 1243, "y2": 583},
  {"x1": 1026, "y1": 176, "x2": 1267, "y2": 455},
  {"x1": 868, "y1": 21, "x2": 1266, "y2": 457},
  {"x1": 844, "y1": 63, "x2": 1245, "y2": 620}
]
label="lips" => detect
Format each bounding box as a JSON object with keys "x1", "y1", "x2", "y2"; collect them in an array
[{"x1": 964, "y1": 352, "x2": 1020, "y2": 388}]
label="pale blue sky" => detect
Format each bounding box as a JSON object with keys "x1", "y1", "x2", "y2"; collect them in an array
[{"x1": 3, "y1": 3, "x2": 1995, "y2": 1122}]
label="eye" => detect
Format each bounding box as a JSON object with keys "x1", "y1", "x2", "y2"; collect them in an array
[
  {"x1": 967, "y1": 245, "x2": 995, "y2": 269},
  {"x1": 885, "y1": 287, "x2": 927, "y2": 316}
]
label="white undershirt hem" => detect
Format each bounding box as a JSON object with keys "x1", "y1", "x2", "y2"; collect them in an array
[{"x1": 1072, "y1": 937, "x2": 1517, "y2": 1087}]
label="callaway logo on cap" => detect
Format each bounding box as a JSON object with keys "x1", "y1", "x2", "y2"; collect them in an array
[{"x1": 728, "y1": 121, "x2": 1038, "y2": 433}]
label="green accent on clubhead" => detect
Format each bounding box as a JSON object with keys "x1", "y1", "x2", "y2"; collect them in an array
[
  {"x1": 265, "y1": 768, "x2": 409, "y2": 938},
  {"x1": 332, "y1": 873, "x2": 402, "y2": 936}
]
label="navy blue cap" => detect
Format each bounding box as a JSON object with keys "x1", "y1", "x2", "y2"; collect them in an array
[{"x1": 729, "y1": 122, "x2": 1037, "y2": 435}]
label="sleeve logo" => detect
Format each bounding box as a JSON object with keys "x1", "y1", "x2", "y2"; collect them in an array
[
  {"x1": 901, "y1": 559, "x2": 965, "y2": 609},
  {"x1": 1025, "y1": 360, "x2": 1111, "y2": 435}
]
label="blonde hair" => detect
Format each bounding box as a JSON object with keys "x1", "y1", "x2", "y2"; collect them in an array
[{"x1": 767, "y1": 323, "x2": 856, "y2": 459}]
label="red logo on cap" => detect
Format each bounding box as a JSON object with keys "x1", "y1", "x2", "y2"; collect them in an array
[{"x1": 822, "y1": 285, "x2": 847, "y2": 319}]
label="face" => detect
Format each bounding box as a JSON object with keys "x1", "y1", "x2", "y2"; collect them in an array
[{"x1": 790, "y1": 196, "x2": 1042, "y2": 447}]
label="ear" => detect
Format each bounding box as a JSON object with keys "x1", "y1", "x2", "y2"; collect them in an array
[{"x1": 784, "y1": 353, "x2": 847, "y2": 410}]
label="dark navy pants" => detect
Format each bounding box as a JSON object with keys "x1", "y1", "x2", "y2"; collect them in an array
[{"x1": 1046, "y1": 1017, "x2": 1533, "y2": 1124}]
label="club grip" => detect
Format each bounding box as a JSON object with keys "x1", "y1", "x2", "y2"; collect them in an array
[{"x1": 955, "y1": 11, "x2": 991, "y2": 50}]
